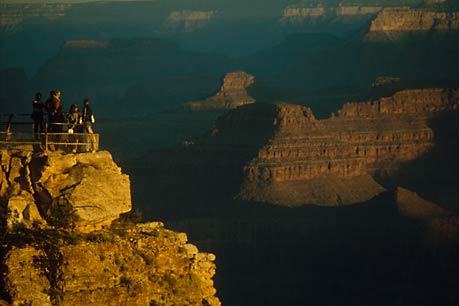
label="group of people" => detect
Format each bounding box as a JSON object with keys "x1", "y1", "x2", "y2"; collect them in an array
[{"x1": 31, "y1": 91, "x2": 97, "y2": 152}]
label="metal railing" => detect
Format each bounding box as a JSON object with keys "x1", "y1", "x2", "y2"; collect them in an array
[{"x1": 0, "y1": 113, "x2": 99, "y2": 152}]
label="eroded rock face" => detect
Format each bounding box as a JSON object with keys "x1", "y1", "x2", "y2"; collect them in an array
[
  {"x1": 280, "y1": 5, "x2": 383, "y2": 25},
  {"x1": 240, "y1": 90, "x2": 459, "y2": 205},
  {"x1": 1, "y1": 149, "x2": 221, "y2": 306},
  {"x1": 339, "y1": 88, "x2": 459, "y2": 116},
  {"x1": 162, "y1": 88, "x2": 459, "y2": 206},
  {"x1": 369, "y1": 7, "x2": 459, "y2": 32},
  {"x1": 185, "y1": 71, "x2": 255, "y2": 111},
  {"x1": 2, "y1": 223, "x2": 220, "y2": 306},
  {"x1": 0, "y1": 150, "x2": 131, "y2": 230}
]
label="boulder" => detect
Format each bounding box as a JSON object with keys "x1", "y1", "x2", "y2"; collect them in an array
[
  {"x1": 1, "y1": 150, "x2": 131, "y2": 231},
  {"x1": 32, "y1": 151, "x2": 131, "y2": 229}
]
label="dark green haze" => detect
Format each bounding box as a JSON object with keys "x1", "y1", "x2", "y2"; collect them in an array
[{"x1": 2, "y1": 0, "x2": 457, "y2": 115}]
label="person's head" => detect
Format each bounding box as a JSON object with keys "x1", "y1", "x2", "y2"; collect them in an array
[
  {"x1": 69, "y1": 104, "x2": 78, "y2": 113},
  {"x1": 35, "y1": 92, "x2": 42, "y2": 101},
  {"x1": 54, "y1": 90, "x2": 61, "y2": 98},
  {"x1": 83, "y1": 99, "x2": 90, "y2": 106},
  {"x1": 49, "y1": 91, "x2": 55, "y2": 97}
]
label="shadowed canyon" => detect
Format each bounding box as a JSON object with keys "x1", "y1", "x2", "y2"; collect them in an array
[{"x1": 1, "y1": 1, "x2": 459, "y2": 305}]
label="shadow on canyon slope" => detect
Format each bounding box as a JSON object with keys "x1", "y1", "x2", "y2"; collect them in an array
[
  {"x1": 122, "y1": 102, "x2": 459, "y2": 306},
  {"x1": 376, "y1": 110, "x2": 459, "y2": 213},
  {"x1": 138, "y1": 103, "x2": 282, "y2": 220},
  {"x1": 168, "y1": 191, "x2": 459, "y2": 306},
  {"x1": 130, "y1": 107, "x2": 459, "y2": 306}
]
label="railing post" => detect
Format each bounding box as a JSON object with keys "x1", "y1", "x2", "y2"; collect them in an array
[
  {"x1": 6, "y1": 114, "x2": 13, "y2": 134},
  {"x1": 44, "y1": 122, "x2": 48, "y2": 151}
]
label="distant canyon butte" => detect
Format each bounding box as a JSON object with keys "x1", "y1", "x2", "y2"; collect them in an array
[{"x1": 1, "y1": 0, "x2": 459, "y2": 116}]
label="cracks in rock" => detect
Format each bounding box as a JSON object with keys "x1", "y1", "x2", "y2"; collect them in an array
[
  {"x1": 32, "y1": 237, "x2": 66, "y2": 306},
  {"x1": 17, "y1": 158, "x2": 33, "y2": 194},
  {"x1": 32, "y1": 182, "x2": 52, "y2": 221},
  {"x1": 74, "y1": 205, "x2": 103, "y2": 210},
  {"x1": 59, "y1": 182, "x2": 79, "y2": 194}
]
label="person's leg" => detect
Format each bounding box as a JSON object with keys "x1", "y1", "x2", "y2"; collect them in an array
[
  {"x1": 84, "y1": 124, "x2": 91, "y2": 152},
  {"x1": 33, "y1": 121, "x2": 39, "y2": 139},
  {"x1": 32, "y1": 121, "x2": 40, "y2": 152},
  {"x1": 86, "y1": 124, "x2": 97, "y2": 152}
]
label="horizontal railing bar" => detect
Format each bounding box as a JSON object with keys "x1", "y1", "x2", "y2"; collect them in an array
[
  {"x1": 0, "y1": 122, "x2": 34, "y2": 125},
  {"x1": 41, "y1": 143, "x2": 92, "y2": 146},
  {"x1": 0, "y1": 132, "x2": 99, "y2": 136},
  {"x1": 1, "y1": 122, "x2": 86, "y2": 126},
  {"x1": 0, "y1": 142, "x2": 42, "y2": 145}
]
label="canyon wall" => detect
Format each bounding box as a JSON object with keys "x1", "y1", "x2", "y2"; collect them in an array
[
  {"x1": 163, "y1": 88, "x2": 458, "y2": 207},
  {"x1": 0, "y1": 150, "x2": 220, "y2": 306},
  {"x1": 369, "y1": 7, "x2": 459, "y2": 32},
  {"x1": 339, "y1": 88, "x2": 459, "y2": 116},
  {"x1": 280, "y1": 5, "x2": 383, "y2": 23},
  {"x1": 240, "y1": 88, "x2": 458, "y2": 205}
]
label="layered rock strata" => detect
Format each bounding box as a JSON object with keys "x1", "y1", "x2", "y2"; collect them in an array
[
  {"x1": 0, "y1": 150, "x2": 220, "y2": 305},
  {"x1": 184, "y1": 71, "x2": 255, "y2": 111},
  {"x1": 164, "y1": 10, "x2": 218, "y2": 32},
  {"x1": 338, "y1": 88, "x2": 459, "y2": 116},
  {"x1": 167, "y1": 88, "x2": 458, "y2": 206},
  {"x1": 280, "y1": 5, "x2": 383, "y2": 24},
  {"x1": 369, "y1": 7, "x2": 459, "y2": 32}
]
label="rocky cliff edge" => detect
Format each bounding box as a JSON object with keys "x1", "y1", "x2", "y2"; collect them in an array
[{"x1": 0, "y1": 149, "x2": 220, "y2": 306}]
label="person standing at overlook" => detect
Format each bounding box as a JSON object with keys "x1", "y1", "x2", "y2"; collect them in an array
[
  {"x1": 82, "y1": 99, "x2": 97, "y2": 152},
  {"x1": 46, "y1": 90, "x2": 65, "y2": 150},
  {"x1": 31, "y1": 92, "x2": 44, "y2": 139},
  {"x1": 47, "y1": 90, "x2": 65, "y2": 133}
]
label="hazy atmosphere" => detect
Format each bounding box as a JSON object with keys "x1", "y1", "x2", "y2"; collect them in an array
[{"x1": 1, "y1": 0, "x2": 459, "y2": 305}]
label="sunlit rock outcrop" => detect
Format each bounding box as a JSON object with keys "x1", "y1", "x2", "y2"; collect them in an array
[
  {"x1": 1, "y1": 150, "x2": 131, "y2": 231},
  {"x1": 280, "y1": 5, "x2": 383, "y2": 25},
  {"x1": 0, "y1": 150, "x2": 220, "y2": 306},
  {"x1": 338, "y1": 88, "x2": 459, "y2": 116},
  {"x1": 369, "y1": 7, "x2": 459, "y2": 32},
  {"x1": 160, "y1": 87, "x2": 459, "y2": 207}
]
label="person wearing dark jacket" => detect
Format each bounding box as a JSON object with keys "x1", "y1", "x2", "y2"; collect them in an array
[
  {"x1": 47, "y1": 90, "x2": 65, "y2": 133},
  {"x1": 82, "y1": 99, "x2": 97, "y2": 152},
  {"x1": 31, "y1": 92, "x2": 44, "y2": 138},
  {"x1": 46, "y1": 90, "x2": 66, "y2": 150}
]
